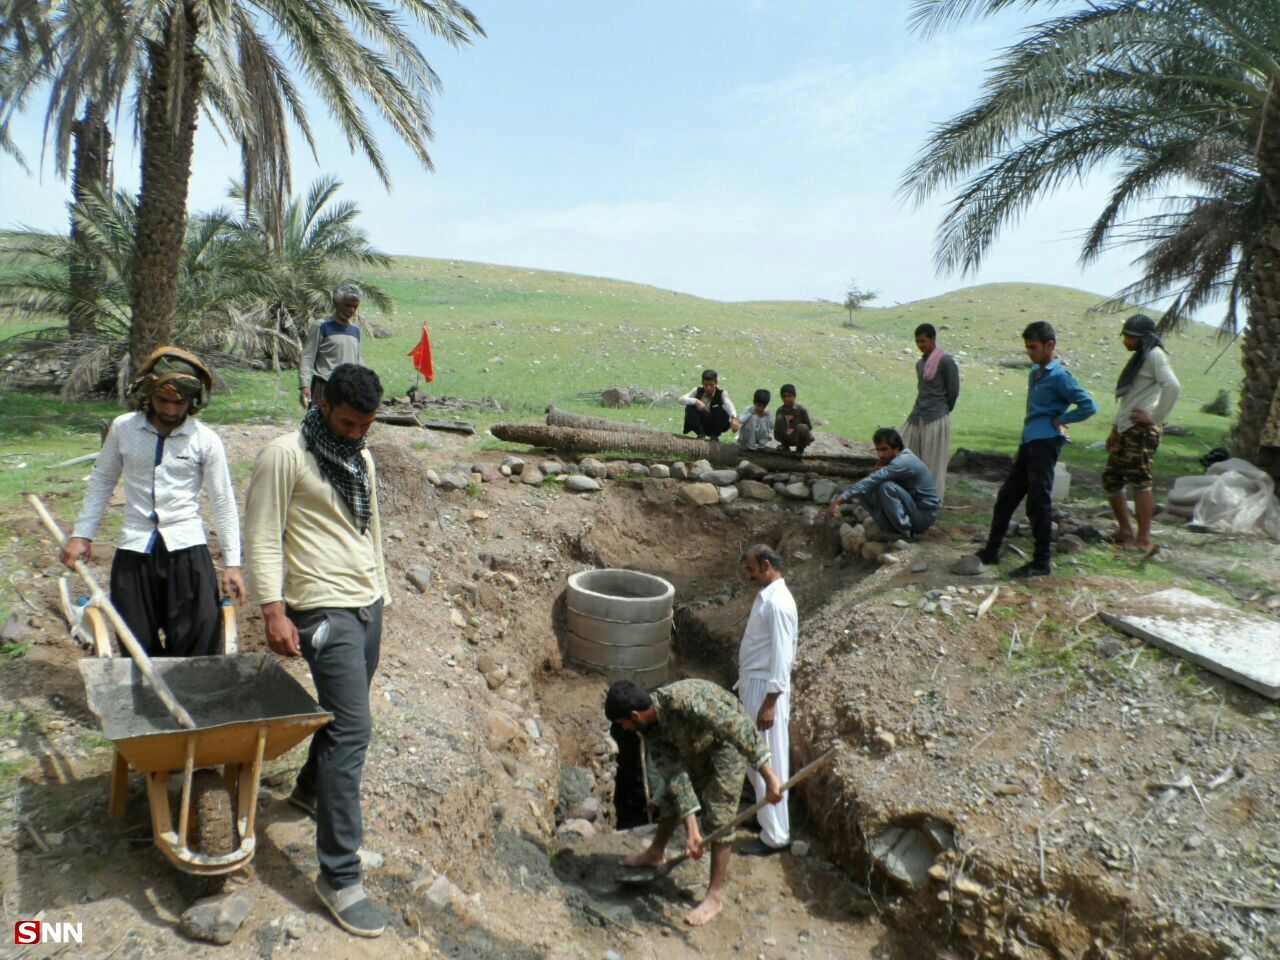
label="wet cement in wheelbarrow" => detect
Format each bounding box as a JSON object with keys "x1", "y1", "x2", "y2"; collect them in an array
[{"x1": 79, "y1": 652, "x2": 326, "y2": 739}]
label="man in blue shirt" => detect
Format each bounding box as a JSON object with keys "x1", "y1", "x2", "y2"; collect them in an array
[
  {"x1": 827, "y1": 428, "x2": 940, "y2": 540},
  {"x1": 972, "y1": 322, "x2": 1097, "y2": 577}
]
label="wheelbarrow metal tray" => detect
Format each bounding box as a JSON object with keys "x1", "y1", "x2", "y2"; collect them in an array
[{"x1": 79, "y1": 653, "x2": 330, "y2": 773}]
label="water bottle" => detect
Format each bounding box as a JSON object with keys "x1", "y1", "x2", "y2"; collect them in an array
[
  {"x1": 69, "y1": 596, "x2": 92, "y2": 648},
  {"x1": 221, "y1": 598, "x2": 238, "y2": 655}
]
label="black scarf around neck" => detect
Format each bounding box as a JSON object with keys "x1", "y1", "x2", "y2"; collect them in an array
[
  {"x1": 301, "y1": 407, "x2": 372, "y2": 534},
  {"x1": 1115, "y1": 333, "x2": 1166, "y2": 398}
]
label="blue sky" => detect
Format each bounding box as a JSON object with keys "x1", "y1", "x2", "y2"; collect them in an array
[{"x1": 1, "y1": 1, "x2": 1154, "y2": 305}]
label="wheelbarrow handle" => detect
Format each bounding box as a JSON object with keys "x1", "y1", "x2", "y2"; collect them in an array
[
  {"x1": 29, "y1": 495, "x2": 196, "y2": 730},
  {"x1": 659, "y1": 744, "x2": 839, "y2": 873}
]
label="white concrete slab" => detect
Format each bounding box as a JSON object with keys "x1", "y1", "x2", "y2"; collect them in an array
[{"x1": 1100, "y1": 588, "x2": 1280, "y2": 699}]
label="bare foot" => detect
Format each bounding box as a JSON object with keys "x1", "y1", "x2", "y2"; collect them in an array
[
  {"x1": 685, "y1": 893, "x2": 723, "y2": 926},
  {"x1": 1133, "y1": 539, "x2": 1153, "y2": 552},
  {"x1": 621, "y1": 848, "x2": 665, "y2": 868}
]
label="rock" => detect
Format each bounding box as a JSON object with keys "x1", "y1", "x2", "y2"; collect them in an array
[
  {"x1": 482, "y1": 468, "x2": 503, "y2": 484},
  {"x1": 405, "y1": 565, "x2": 433, "y2": 594},
  {"x1": 1056, "y1": 533, "x2": 1086, "y2": 554},
  {"x1": 601, "y1": 388, "x2": 631, "y2": 408},
  {"x1": 870, "y1": 827, "x2": 939, "y2": 888},
  {"x1": 558, "y1": 765, "x2": 594, "y2": 821},
  {"x1": 718, "y1": 486, "x2": 740, "y2": 505},
  {"x1": 810, "y1": 479, "x2": 837, "y2": 504},
  {"x1": 739, "y1": 479, "x2": 774, "y2": 500},
  {"x1": 482, "y1": 663, "x2": 508, "y2": 690},
  {"x1": 877, "y1": 551, "x2": 903, "y2": 567},
  {"x1": 703, "y1": 468, "x2": 738, "y2": 486},
  {"x1": 648, "y1": 464, "x2": 670, "y2": 479},
  {"x1": 762, "y1": 472, "x2": 791, "y2": 485},
  {"x1": 669, "y1": 462, "x2": 690, "y2": 480},
  {"x1": 520, "y1": 466, "x2": 545, "y2": 486},
  {"x1": 680, "y1": 483, "x2": 721, "y2": 506},
  {"x1": 737, "y1": 460, "x2": 767, "y2": 481},
  {"x1": 358, "y1": 847, "x2": 385, "y2": 870},
  {"x1": 426, "y1": 875, "x2": 461, "y2": 909},
  {"x1": 1, "y1": 613, "x2": 33, "y2": 643},
  {"x1": 604, "y1": 950, "x2": 624, "y2": 960},
  {"x1": 778, "y1": 481, "x2": 810, "y2": 500},
  {"x1": 540, "y1": 461, "x2": 565, "y2": 476},
  {"x1": 580, "y1": 457, "x2": 606, "y2": 478},
  {"x1": 556, "y1": 818, "x2": 596, "y2": 841},
  {"x1": 604, "y1": 461, "x2": 629, "y2": 479},
  {"x1": 499, "y1": 464, "x2": 512, "y2": 477},
  {"x1": 890, "y1": 539, "x2": 911, "y2": 552},
  {"x1": 950, "y1": 554, "x2": 984, "y2": 576},
  {"x1": 911, "y1": 560, "x2": 929, "y2": 573},
  {"x1": 874, "y1": 729, "x2": 897, "y2": 751},
  {"x1": 450, "y1": 609, "x2": 468, "y2": 629},
  {"x1": 425, "y1": 468, "x2": 441, "y2": 486},
  {"x1": 839, "y1": 523, "x2": 866, "y2": 553},
  {"x1": 999, "y1": 356, "x2": 1033, "y2": 369},
  {"x1": 284, "y1": 916, "x2": 307, "y2": 940},
  {"x1": 179, "y1": 893, "x2": 252, "y2": 945},
  {"x1": 568, "y1": 797, "x2": 600, "y2": 822},
  {"x1": 566, "y1": 475, "x2": 602, "y2": 493},
  {"x1": 861, "y1": 541, "x2": 887, "y2": 560},
  {"x1": 437, "y1": 471, "x2": 470, "y2": 492},
  {"x1": 523, "y1": 718, "x2": 541, "y2": 740},
  {"x1": 486, "y1": 712, "x2": 524, "y2": 748},
  {"x1": 790, "y1": 840, "x2": 810, "y2": 857},
  {"x1": 501, "y1": 455, "x2": 525, "y2": 475},
  {"x1": 1095, "y1": 636, "x2": 1127, "y2": 658},
  {"x1": 690, "y1": 459, "x2": 713, "y2": 477},
  {"x1": 627, "y1": 463, "x2": 651, "y2": 477}
]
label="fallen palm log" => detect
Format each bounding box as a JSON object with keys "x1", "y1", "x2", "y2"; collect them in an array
[
  {"x1": 490, "y1": 422, "x2": 877, "y2": 478},
  {"x1": 545, "y1": 406, "x2": 663, "y2": 434}
]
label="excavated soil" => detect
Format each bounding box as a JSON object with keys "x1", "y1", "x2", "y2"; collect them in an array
[{"x1": 1, "y1": 421, "x2": 1277, "y2": 959}]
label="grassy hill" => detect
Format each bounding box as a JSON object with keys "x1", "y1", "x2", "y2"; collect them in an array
[{"x1": 1, "y1": 256, "x2": 1241, "y2": 484}]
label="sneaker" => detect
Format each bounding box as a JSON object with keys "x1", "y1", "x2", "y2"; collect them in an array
[
  {"x1": 738, "y1": 838, "x2": 786, "y2": 857},
  {"x1": 1009, "y1": 561, "x2": 1052, "y2": 578},
  {"x1": 288, "y1": 786, "x2": 317, "y2": 819},
  {"x1": 315, "y1": 876, "x2": 386, "y2": 938}
]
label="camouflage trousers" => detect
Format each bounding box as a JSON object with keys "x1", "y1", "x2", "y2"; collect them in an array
[
  {"x1": 1102, "y1": 423, "x2": 1163, "y2": 494},
  {"x1": 650, "y1": 745, "x2": 749, "y2": 834}
]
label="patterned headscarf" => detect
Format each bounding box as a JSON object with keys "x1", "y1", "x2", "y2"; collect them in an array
[
  {"x1": 300, "y1": 406, "x2": 372, "y2": 534},
  {"x1": 127, "y1": 346, "x2": 213, "y2": 412}
]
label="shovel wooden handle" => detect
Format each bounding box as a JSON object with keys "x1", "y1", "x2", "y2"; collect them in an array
[
  {"x1": 30, "y1": 495, "x2": 196, "y2": 730},
  {"x1": 657, "y1": 744, "x2": 839, "y2": 873}
]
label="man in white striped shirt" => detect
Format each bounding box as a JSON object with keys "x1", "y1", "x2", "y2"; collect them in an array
[
  {"x1": 60, "y1": 347, "x2": 243, "y2": 657},
  {"x1": 736, "y1": 544, "x2": 798, "y2": 856}
]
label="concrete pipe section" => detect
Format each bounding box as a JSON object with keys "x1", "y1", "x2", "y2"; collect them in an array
[{"x1": 565, "y1": 569, "x2": 674, "y2": 686}]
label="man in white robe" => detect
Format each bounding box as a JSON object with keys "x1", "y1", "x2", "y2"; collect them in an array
[{"x1": 736, "y1": 544, "x2": 798, "y2": 855}]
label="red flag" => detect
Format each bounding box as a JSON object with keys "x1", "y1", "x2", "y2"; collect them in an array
[{"x1": 408, "y1": 324, "x2": 434, "y2": 382}]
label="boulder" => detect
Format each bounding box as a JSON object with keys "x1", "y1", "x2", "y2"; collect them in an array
[
  {"x1": 739, "y1": 479, "x2": 775, "y2": 500},
  {"x1": 669, "y1": 462, "x2": 690, "y2": 480},
  {"x1": 627, "y1": 463, "x2": 651, "y2": 477},
  {"x1": 778, "y1": 481, "x2": 811, "y2": 500},
  {"x1": 520, "y1": 466, "x2": 545, "y2": 486},
  {"x1": 438, "y1": 472, "x2": 471, "y2": 492},
  {"x1": 481, "y1": 468, "x2": 503, "y2": 484},
  {"x1": 1056, "y1": 533, "x2": 1087, "y2": 554},
  {"x1": 540, "y1": 461, "x2": 565, "y2": 476},
  {"x1": 405, "y1": 565, "x2": 434, "y2": 594},
  {"x1": 950, "y1": 554, "x2": 984, "y2": 576},
  {"x1": 811, "y1": 479, "x2": 837, "y2": 504},
  {"x1": 579, "y1": 457, "x2": 606, "y2": 479},
  {"x1": 556, "y1": 818, "x2": 597, "y2": 841},
  {"x1": 704, "y1": 469, "x2": 740, "y2": 486},
  {"x1": 839, "y1": 523, "x2": 866, "y2": 553},
  {"x1": 737, "y1": 460, "x2": 767, "y2": 481},
  {"x1": 501, "y1": 455, "x2": 525, "y2": 475},
  {"x1": 679, "y1": 483, "x2": 721, "y2": 506},
  {"x1": 648, "y1": 464, "x2": 670, "y2": 479},
  {"x1": 179, "y1": 893, "x2": 252, "y2": 945},
  {"x1": 604, "y1": 461, "x2": 629, "y2": 479},
  {"x1": 690, "y1": 459, "x2": 713, "y2": 476},
  {"x1": 565, "y1": 475, "x2": 602, "y2": 493},
  {"x1": 761, "y1": 473, "x2": 791, "y2": 485},
  {"x1": 718, "y1": 486, "x2": 740, "y2": 505},
  {"x1": 557, "y1": 765, "x2": 594, "y2": 821}
]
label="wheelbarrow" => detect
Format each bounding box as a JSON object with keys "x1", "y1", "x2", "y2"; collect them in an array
[{"x1": 29, "y1": 495, "x2": 330, "y2": 897}]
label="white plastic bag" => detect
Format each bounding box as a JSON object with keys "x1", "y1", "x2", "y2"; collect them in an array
[{"x1": 1168, "y1": 458, "x2": 1280, "y2": 540}]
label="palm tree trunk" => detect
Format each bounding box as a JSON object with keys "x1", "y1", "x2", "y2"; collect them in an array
[
  {"x1": 1240, "y1": 81, "x2": 1280, "y2": 476},
  {"x1": 68, "y1": 103, "x2": 111, "y2": 337},
  {"x1": 129, "y1": 0, "x2": 203, "y2": 364}
]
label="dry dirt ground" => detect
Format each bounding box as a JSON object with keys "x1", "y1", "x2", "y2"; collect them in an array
[{"x1": 1, "y1": 422, "x2": 1278, "y2": 960}]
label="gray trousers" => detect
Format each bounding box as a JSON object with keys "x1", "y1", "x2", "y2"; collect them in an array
[
  {"x1": 290, "y1": 600, "x2": 382, "y2": 889},
  {"x1": 861, "y1": 482, "x2": 936, "y2": 540}
]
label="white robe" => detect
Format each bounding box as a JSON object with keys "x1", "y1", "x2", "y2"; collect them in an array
[{"x1": 736, "y1": 578, "x2": 797, "y2": 848}]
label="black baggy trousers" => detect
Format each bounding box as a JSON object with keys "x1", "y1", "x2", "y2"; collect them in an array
[{"x1": 109, "y1": 540, "x2": 222, "y2": 657}]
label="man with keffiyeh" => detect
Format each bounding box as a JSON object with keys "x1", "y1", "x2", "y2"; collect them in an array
[
  {"x1": 900, "y1": 323, "x2": 960, "y2": 500},
  {"x1": 1103, "y1": 314, "x2": 1180, "y2": 551},
  {"x1": 60, "y1": 346, "x2": 243, "y2": 657},
  {"x1": 244, "y1": 363, "x2": 392, "y2": 938}
]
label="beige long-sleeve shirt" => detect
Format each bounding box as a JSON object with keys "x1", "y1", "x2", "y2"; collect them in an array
[
  {"x1": 243, "y1": 431, "x2": 391, "y2": 611},
  {"x1": 1114, "y1": 348, "x2": 1181, "y2": 430}
]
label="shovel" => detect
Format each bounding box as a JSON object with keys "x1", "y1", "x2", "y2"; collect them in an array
[{"x1": 617, "y1": 745, "x2": 838, "y2": 885}]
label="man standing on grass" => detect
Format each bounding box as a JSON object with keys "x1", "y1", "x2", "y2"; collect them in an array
[
  {"x1": 736, "y1": 545, "x2": 797, "y2": 857},
  {"x1": 827, "y1": 428, "x2": 940, "y2": 542},
  {"x1": 1103, "y1": 314, "x2": 1180, "y2": 551},
  {"x1": 299, "y1": 283, "x2": 365, "y2": 409},
  {"x1": 60, "y1": 346, "x2": 243, "y2": 656},
  {"x1": 967, "y1": 322, "x2": 1096, "y2": 578},
  {"x1": 608, "y1": 678, "x2": 784, "y2": 927},
  {"x1": 900, "y1": 323, "x2": 960, "y2": 500},
  {"x1": 245, "y1": 363, "x2": 391, "y2": 938}
]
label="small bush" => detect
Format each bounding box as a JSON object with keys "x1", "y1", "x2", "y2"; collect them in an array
[{"x1": 1201, "y1": 389, "x2": 1232, "y2": 417}]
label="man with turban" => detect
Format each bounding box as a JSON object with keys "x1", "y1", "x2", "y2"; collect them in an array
[
  {"x1": 60, "y1": 346, "x2": 244, "y2": 656},
  {"x1": 1103, "y1": 314, "x2": 1180, "y2": 551},
  {"x1": 299, "y1": 283, "x2": 366, "y2": 409}
]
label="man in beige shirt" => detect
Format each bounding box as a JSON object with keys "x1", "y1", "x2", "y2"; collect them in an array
[
  {"x1": 244, "y1": 363, "x2": 391, "y2": 938},
  {"x1": 1103, "y1": 314, "x2": 1181, "y2": 551}
]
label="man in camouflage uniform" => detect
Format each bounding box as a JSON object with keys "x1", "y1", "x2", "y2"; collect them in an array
[{"x1": 605, "y1": 678, "x2": 784, "y2": 926}]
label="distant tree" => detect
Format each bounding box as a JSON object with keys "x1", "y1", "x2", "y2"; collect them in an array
[{"x1": 842, "y1": 279, "x2": 879, "y2": 324}]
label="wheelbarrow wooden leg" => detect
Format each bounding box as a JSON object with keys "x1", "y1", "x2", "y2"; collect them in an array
[{"x1": 108, "y1": 749, "x2": 129, "y2": 820}]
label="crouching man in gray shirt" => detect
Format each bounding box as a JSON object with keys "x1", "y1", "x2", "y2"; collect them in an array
[{"x1": 826, "y1": 427, "x2": 940, "y2": 541}]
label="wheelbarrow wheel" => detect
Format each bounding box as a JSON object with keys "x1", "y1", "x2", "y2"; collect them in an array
[{"x1": 176, "y1": 769, "x2": 238, "y2": 902}]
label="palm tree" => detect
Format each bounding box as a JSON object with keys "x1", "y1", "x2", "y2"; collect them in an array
[
  {"x1": 127, "y1": 0, "x2": 483, "y2": 364},
  {"x1": 902, "y1": 0, "x2": 1280, "y2": 471}
]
